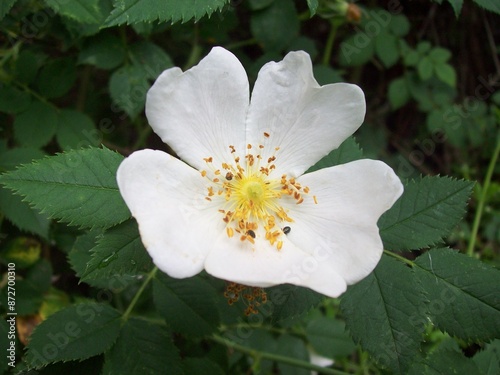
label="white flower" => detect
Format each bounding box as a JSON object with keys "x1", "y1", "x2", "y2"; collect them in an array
[{"x1": 116, "y1": 47, "x2": 403, "y2": 298}]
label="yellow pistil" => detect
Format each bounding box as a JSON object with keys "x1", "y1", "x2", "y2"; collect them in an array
[{"x1": 200, "y1": 132, "x2": 315, "y2": 250}]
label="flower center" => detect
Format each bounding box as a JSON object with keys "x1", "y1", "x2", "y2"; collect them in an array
[
  {"x1": 242, "y1": 179, "x2": 264, "y2": 201},
  {"x1": 200, "y1": 133, "x2": 317, "y2": 250}
]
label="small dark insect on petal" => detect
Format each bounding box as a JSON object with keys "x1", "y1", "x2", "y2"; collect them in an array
[
  {"x1": 283, "y1": 226, "x2": 291, "y2": 235},
  {"x1": 247, "y1": 230, "x2": 256, "y2": 238}
]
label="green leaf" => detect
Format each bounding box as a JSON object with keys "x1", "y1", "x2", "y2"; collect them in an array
[
  {"x1": 339, "y1": 33, "x2": 375, "y2": 67},
  {"x1": 26, "y1": 303, "x2": 121, "y2": 368},
  {"x1": 0, "y1": 188, "x2": 50, "y2": 238},
  {"x1": 473, "y1": 340, "x2": 500, "y2": 375},
  {"x1": 109, "y1": 65, "x2": 149, "y2": 119},
  {"x1": 236, "y1": 329, "x2": 276, "y2": 373},
  {"x1": 306, "y1": 137, "x2": 363, "y2": 173},
  {"x1": 306, "y1": 317, "x2": 356, "y2": 358},
  {"x1": 78, "y1": 33, "x2": 126, "y2": 70},
  {"x1": 44, "y1": 0, "x2": 103, "y2": 24},
  {"x1": 424, "y1": 349, "x2": 481, "y2": 375},
  {"x1": 388, "y1": 77, "x2": 410, "y2": 109},
  {"x1": 250, "y1": 0, "x2": 299, "y2": 52},
  {"x1": 306, "y1": 0, "x2": 318, "y2": 15},
  {"x1": 378, "y1": 176, "x2": 473, "y2": 250},
  {"x1": 426, "y1": 107, "x2": 467, "y2": 147},
  {"x1": 435, "y1": 63, "x2": 457, "y2": 87},
  {"x1": 182, "y1": 358, "x2": 225, "y2": 375},
  {"x1": 389, "y1": 14, "x2": 410, "y2": 36},
  {"x1": 68, "y1": 231, "x2": 100, "y2": 279},
  {"x1": 36, "y1": 57, "x2": 77, "y2": 99},
  {"x1": 472, "y1": 0, "x2": 500, "y2": 14},
  {"x1": 15, "y1": 50, "x2": 47, "y2": 85},
  {"x1": 60, "y1": 1, "x2": 112, "y2": 37},
  {"x1": 104, "y1": 0, "x2": 229, "y2": 26},
  {"x1": 403, "y1": 50, "x2": 419, "y2": 67},
  {"x1": 341, "y1": 255, "x2": 426, "y2": 374},
  {"x1": 0, "y1": 147, "x2": 131, "y2": 229},
  {"x1": 275, "y1": 334, "x2": 309, "y2": 375},
  {"x1": 0, "y1": 148, "x2": 50, "y2": 237},
  {"x1": 0, "y1": 147, "x2": 46, "y2": 171},
  {"x1": 414, "y1": 248, "x2": 500, "y2": 341},
  {"x1": 375, "y1": 33, "x2": 399, "y2": 68},
  {"x1": 153, "y1": 273, "x2": 221, "y2": 337},
  {"x1": 82, "y1": 219, "x2": 152, "y2": 281},
  {"x1": 312, "y1": 65, "x2": 343, "y2": 85},
  {"x1": 13, "y1": 101, "x2": 58, "y2": 148},
  {"x1": 267, "y1": 284, "x2": 323, "y2": 323},
  {"x1": 102, "y1": 318, "x2": 182, "y2": 375},
  {"x1": 68, "y1": 230, "x2": 138, "y2": 289},
  {"x1": 417, "y1": 41, "x2": 432, "y2": 54},
  {"x1": 249, "y1": 0, "x2": 275, "y2": 10},
  {"x1": 445, "y1": 0, "x2": 464, "y2": 16},
  {"x1": 129, "y1": 41, "x2": 174, "y2": 79},
  {"x1": 429, "y1": 47, "x2": 452, "y2": 63},
  {"x1": 0, "y1": 84, "x2": 31, "y2": 114},
  {"x1": 56, "y1": 109, "x2": 99, "y2": 150},
  {"x1": 417, "y1": 56, "x2": 433, "y2": 81},
  {"x1": 0, "y1": 0, "x2": 17, "y2": 21}
]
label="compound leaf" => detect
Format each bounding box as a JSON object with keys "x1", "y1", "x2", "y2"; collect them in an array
[
  {"x1": 378, "y1": 176, "x2": 473, "y2": 250},
  {"x1": 341, "y1": 255, "x2": 426, "y2": 374},
  {"x1": 82, "y1": 219, "x2": 152, "y2": 281},
  {"x1": 306, "y1": 137, "x2": 363, "y2": 173},
  {"x1": 153, "y1": 273, "x2": 220, "y2": 337},
  {"x1": 104, "y1": 0, "x2": 229, "y2": 26},
  {"x1": 102, "y1": 318, "x2": 182, "y2": 375},
  {"x1": 25, "y1": 303, "x2": 121, "y2": 368},
  {"x1": 414, "y1": 248, "x2": 500, "y2": 341},
  {"x1": 0, "y1": 147, "x2": 130, "y2": 229}
]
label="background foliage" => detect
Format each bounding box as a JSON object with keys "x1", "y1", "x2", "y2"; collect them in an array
[{"x1": 0, "y1": 0, "x2": 499, "y2": 374}]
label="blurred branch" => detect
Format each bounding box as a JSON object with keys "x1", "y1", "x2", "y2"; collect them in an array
[{"x1": 467, "y1": 131, "x2": 500, "y2": 256}]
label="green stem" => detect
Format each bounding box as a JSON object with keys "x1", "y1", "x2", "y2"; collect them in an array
[
  {"x1": 467, "y1": 132, "x2": 500, "y2": 256},
  {"x1": 122, "y1": 267, "x2": 158, "y2": 322},
  {"x1": 220, "y1": 323, "x2": 305, "y2": 339},
  {"x1": 12, "y1": 80, "x2": 56, "y2": 109},
  {"x1": 383, "y1": 250, "x2": 414, "y2": 267},
  {"x1": 76, "y1": 65, "x2": 91, "y2": 111},
  {"x1": 322, "y1": 20, "x2": 339, "y2": 66},
  {"x1": 211, "y1": 335, "x2": 351, "y2": 375}
]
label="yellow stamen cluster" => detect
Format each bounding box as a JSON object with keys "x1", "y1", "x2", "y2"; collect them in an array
[
  {"x1": 224, "y1": 282, "x2": 268, "y2": 316},
  {"x1": 200, "y1": 132, "x2": 316, "y2": 250}
]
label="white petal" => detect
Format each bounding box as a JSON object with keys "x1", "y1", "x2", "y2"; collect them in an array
[
  {"x1": 204, "y1": 235, "x2": 347, "y2": 298},
  {"x1": 145, "y1": 47, "x2": 249, "y2": 171},
  {"x1": 246, "y1": 51, "x2": 365, "y2": 177},
  {"x1": 283, "y1": 159, "x2": 403, "y2": 285},
  {"x1": 117, "y1": 149, "x2": 221, "y2": 278}
]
